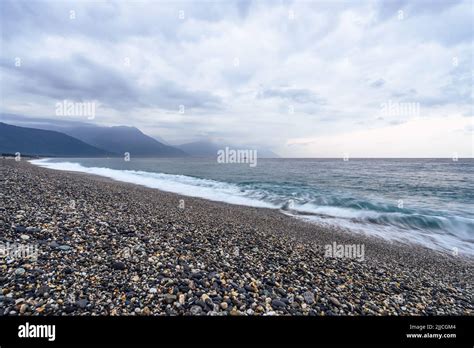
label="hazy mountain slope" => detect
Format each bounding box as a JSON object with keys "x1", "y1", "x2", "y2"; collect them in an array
[
  {"x1": 176, "y1": 140, "x2": 221, "y2": 157},
  {"x1": 0, "y1": 122, "x2": 110, "y2": 157},
  {"x1": 63, "y1": 125, "x2": 187, "y2": 157},
  {"x1": 177, "y1": 140, "x2": 280, "y2": 158}
]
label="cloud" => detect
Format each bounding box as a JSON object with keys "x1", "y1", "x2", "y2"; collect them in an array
[
  {"x1": 0, "y1": 54, "x2": 221, "y2": 112},
  {"x1": 257, "y1": 87, "x2": 326, "y2": 105},
  {"x1": 370, "y1": 79, "x2": 385, "y2": 88},
  {"x1": 0, "y1": 0, "x2": 472, "y2": 156}
]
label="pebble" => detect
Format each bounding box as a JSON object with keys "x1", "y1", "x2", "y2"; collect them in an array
[
  {"x1": 0, "y1": 159, "x2": 472, "y2": 317},
  {"x1": 190, "y1": 305, "x2": 203, "y2": 315},
  {"x1": 164, "y1": 294, "x2": 176, "y2": 304},
  {"x1": 303, "y1": 291, "x2": 315, "y2": 304},
  {"x1": 111, "y1": 261, "x2": 126, "y2": 270},
  {"x1": 15, "y1": 268, "x2": 26, "y2": 276},
  {"x1": 271, "y1": 299, "x2": 286, "y2": 310},
  {"x1": 14, "y1": 225, "x2": 26, "y2": 233},
  {"x1": 76, "y1": 299, "x2": 88, "y2": 309},
  {"x1": 329, "y1": 297, "x2": 341, "y2": 307},
  {"x1": 19, "y1": 303, "x2": 28, "y2": 314}
]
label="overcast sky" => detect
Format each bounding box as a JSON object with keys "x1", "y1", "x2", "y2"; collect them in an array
[{"x1": 0, "y1": 0, "x2": 472, "y2": 157}]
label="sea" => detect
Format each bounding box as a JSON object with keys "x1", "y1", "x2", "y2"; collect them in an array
[{"x1": 30, "y1": 158, "x2": 474, "y2": 257}]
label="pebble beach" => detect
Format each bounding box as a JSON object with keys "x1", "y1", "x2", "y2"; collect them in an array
[{"x1": 0, "y1": 159, "x2": 472, "y2": 316}]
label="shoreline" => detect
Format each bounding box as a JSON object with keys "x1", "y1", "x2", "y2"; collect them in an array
[
  {"x1": 1, "y1": 159, "x2": 472, "y2": 315},
  {"x1": 28, "y1": 157, "x2": 474, "y2": 259},
  {"x1": 28, "y1": 157, "x2": 474, "y2": 261}
]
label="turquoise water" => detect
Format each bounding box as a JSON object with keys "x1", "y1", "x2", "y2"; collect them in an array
[{"x1": 31, "y1": 158, "x2": 474, "y2": 256}]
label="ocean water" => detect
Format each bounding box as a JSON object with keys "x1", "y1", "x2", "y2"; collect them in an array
[{"x1": 30, "y1": 158, "x2": 474, "y2": 256}]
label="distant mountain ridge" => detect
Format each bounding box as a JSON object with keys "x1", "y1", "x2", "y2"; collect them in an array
[
  {"x1": 62, "y1": 125, "x2": 187, "y2": 157},
  {"x1": 177, "y1": 140, "x2": 280, "y2": 158},
  {"x1": 0, "y1": 114, "x2": 279, "y2": 158},
  {"x1": 176, "y1": 140, "x2": 222, "y2": 157},
  {"x1": 0, "y1": 122, "x2": 110, "y2": 157}
]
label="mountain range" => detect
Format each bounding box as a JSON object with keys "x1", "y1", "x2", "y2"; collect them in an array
[
  {"x1": 0, "y1": 116, "x2": 280, "y2": 158},
  {"x1": 59, "y1": 125, "x2": 187, "y2": 157},
  {"x1": 176, "y1": 140, "x2": 279, "y2": 158},
  {"x1": 0, "y1": 122, "x2": 110, "y2": 157}
]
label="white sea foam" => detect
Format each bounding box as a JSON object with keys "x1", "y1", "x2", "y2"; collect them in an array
[
  {"x1": 30, "y1": 159, "x2": 474, "y2": 256},
  {"x1": 29, "y1": 159, "x2": 275, "y2": 209}
]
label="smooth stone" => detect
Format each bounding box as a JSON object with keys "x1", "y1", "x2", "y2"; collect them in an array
[
  {"x1": 49, "y1": 241, "x2": 60, "y2": 248},
  {"x1": 76, "y1": 299, "x2": 88, "y2": 309},
  {"x1": 37, "y1": 285, "x2": 50, "y2": 295},
  {"x1": 329, "y1": 297, "x2": 342, "y2": 307},
  {"x1": 111, "y1": 261, "x2": 126, "y2": 270},
  {"x1": 20, "y1": 303, "x2": 28, "y2": 314},
  {"x1": 190, "y1": 305, "x2": 203, "y2": 315},
  {"x1": 303, "y1": 291, "x2": 315, "y2": 304},
  {"x1": 164, "y1": 294, "x2": 177, "y2": 304},
  {"x1": 271, "y1": 299, "x2": 286, "y2": 309},
  {"x1": 15, "y1": 268, "x2": 26, "y2": 276},
  {"x1": 64, "y1": 305, "x2": 75, "y2": 314},
  {"x1": 14, "y1": 225, "x2": 27, "y2": 233}
]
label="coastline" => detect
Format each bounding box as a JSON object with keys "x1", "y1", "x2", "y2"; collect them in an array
[{"x1": 1, "y1": 159, "x2": 472, "y2": 315}]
